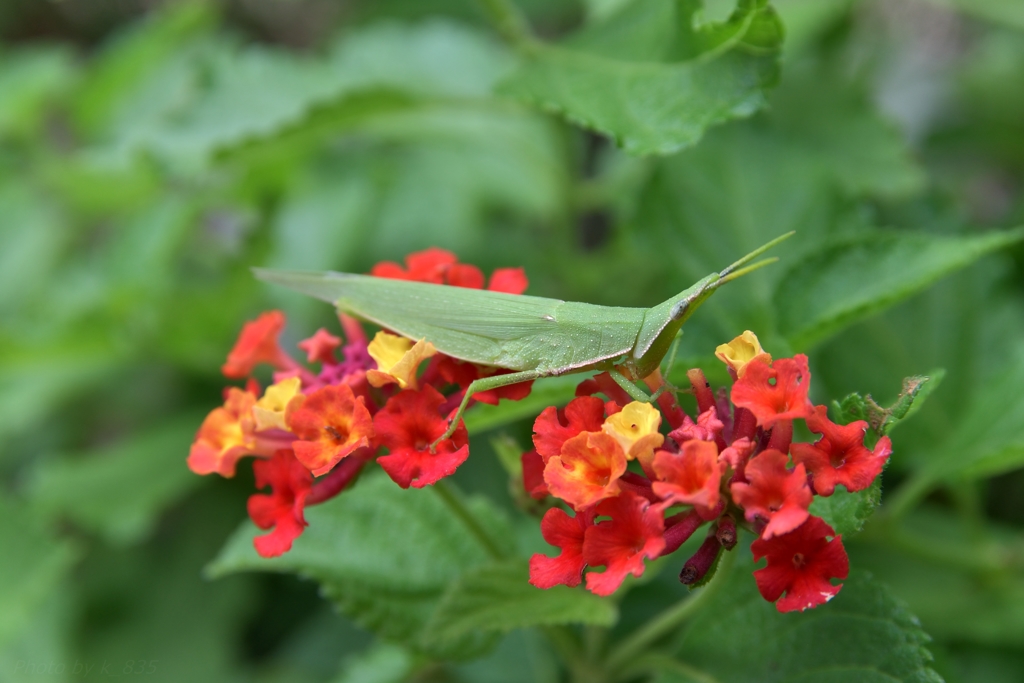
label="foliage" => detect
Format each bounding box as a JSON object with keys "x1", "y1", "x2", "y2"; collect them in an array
[{"x1": 2, "y1": 0, "x2": 1024, "y2": 681}]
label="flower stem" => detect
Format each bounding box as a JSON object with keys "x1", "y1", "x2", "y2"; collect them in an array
[
  {"x1": 604, "y1": 550, "x2": 735, "y2": 675},
  {"x1": 433, "y1": 480, "x2": 507, "y2": 561},
  {"x1": 474, "y1": 0, "x2": 532, "y2": 45}
]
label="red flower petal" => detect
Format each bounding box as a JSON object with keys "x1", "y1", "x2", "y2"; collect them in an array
[
  {"x1": 247, "y1": 450, "x2": 313, "y2": 557},
  {"x1": 791, "y1": 406, "x2": 891, "y2": 496},
  {"x1": 369, "y1": 262, "x2": 412, "y2": 280},
  {"x1": 488, "y1": 267, "x2": 529, "y2": 294},
  {"x1": 529, "y1": 507, "x2": 594, "y2": 588},
  {"x1": 719, "y1": 437, "x2": 755, "y2": 480},
  {"x1": 751, "y1": 516, "x2": 849, "y2": 612},
  {"x1": 668, "y1": 406, "x2": 724, "y2": 444},
  {"x1": 532, "y1": 396, "x2": 606, "y2": 461},
  {"x1": 544, "y1": 431, "x2": 627, "y2": 509},
  {"x1": 188, "y1": 386, "x2": 257, "y2": 477},
  {"x1": 287, "y1": 384, "x2": 374, "y2": 476},
  {"x1": 731, "y1": 356, "x2": 814, "y2": 429},
  {"x1": 446, "y1": 263, "x2": 485, "y2": 289},
  {"x1": 651, "y1": 440, "x2": 724, "y2": 517},
  {"x1": 521, "y1": 449, "x2": 548, "y2": 499},
  {"x1": 373, "y1": 385, "x2": 469, "y2": 488},
  {"x1": 406, "y1": 247, "x2": 458, "y2": 283},
  {"x1": 435, "y1": 356, "x2": 481, "y2": 390},
  {"x1": 222, "y1": 311, "x2": 293, "y2": 378},
  {"x1": 730, "y1": 449, "x2": 812, "y2": 539},
  {"x1": 371, "y1": 248, "x2": 458, "y2": 284},
  {"x1": 582, "y1": 492, "x2": 666, "y2": 596},
  {"x1": 297, "y1": 328, "x2": 341, "y2": 365}
]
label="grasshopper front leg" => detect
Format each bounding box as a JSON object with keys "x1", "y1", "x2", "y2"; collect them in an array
[{"x1": 432, "y1": 369, "x2": 546, "y2": 448}]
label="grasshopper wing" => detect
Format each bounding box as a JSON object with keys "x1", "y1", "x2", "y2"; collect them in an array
[{"x1": 254, "y1": 269, "x2": 570, "y2": 368}]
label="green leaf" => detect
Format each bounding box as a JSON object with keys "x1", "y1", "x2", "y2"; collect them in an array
[
  {"x1": 810, "y1": 480, "x2": 881, "y2": 537},
  {"x1": 28, "y1": 416, "x2": 204, "y2": 545},
  {"x1": 332, "y1": 643, "x2": 414, "y2": 683},
  {"x1": 72, "y1": 0, "x2": 214, "y2": 136},
  {"x1": 0, "y1": 344, "x2": 117, "y2": 446},
  {"x1": 776, "y1": 228, "x2": 1024, "y2": 350},
  {"x1": 671, "y1": 556, "x2": 942, "y2": 683},
  {"x1": 0, "y1": 496, "x2": 78, "y2": 650},
  {"x1": 833, "y1": 371, "x2": 945, "y2": 436},
  {"x1": 451, "y1": 629, "x2": 560, "y2": 683},
  {"x1": 770, "y1": 62, "x2": 926, "y2": 199},
  {"x1": 72, "y1": 486, "x2": 258, "y2": 683},
  {"x1": 918, "y1": 347, "x2": 1024, "y2": 483},
  {"x1": 499, "y1": 0, "x2": 783, "y2": 155},
  {"x1": 421, "y1": 560, "x2": 616, "y2": 650},
  {"x1": 0, "y1": 46, "x2": 76, "y2": 138},
  {"x1": 110, "y1": 21, "x2": 515, "y2": 169},
  {"x1": 930, "y1": 0, "x2": 1024, "y2": 30},
  {"x1": 0, "y1": 587, "x2": 75, "y2": 683},
  {"x1": 854, "y1": 506, "x2": 1024, "y2": 646},
  {"x1": 206, "y1": 472, "x2": 513, "y2": 659},
  {"x1": 0, "y1": 184, "x2": 67, "y2": 318}
]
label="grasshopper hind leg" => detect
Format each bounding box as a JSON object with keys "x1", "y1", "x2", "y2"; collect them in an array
[{"x1": 431, "y1": 369, "x2": 546, "y2": 449}]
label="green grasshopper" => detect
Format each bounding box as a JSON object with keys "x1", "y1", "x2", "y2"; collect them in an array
[{"x1": 255, "y1": 232, "x2": 792, "y2": 444}]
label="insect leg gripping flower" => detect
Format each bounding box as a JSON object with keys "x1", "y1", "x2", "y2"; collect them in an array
[
  {"x1": 188, "y1": 250, "x2": 539, "y2": 557},
  {"x1": 189, "y1": 245, "x2": 887, "y2": 612}
]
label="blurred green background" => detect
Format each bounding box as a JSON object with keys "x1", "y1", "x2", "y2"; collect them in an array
[{"x1": 2, "y1": 0, "x2": 1024, "y2": 681}]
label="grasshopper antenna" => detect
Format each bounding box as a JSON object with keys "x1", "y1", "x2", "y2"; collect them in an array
[
  {"x1": 718, "y1": 257, "x2": 778, "y2": 285},
  {"x1": 718, "y1": 231, "x2": 795, "y2": 280}
]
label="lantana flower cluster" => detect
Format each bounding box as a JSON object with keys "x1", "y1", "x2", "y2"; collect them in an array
[
  {"x1": 525, "y1": 332, "x2": 892, "y2": 612},
  {"x1": 188, "y1": 248, "x2": 534, "y2": 557},
  {"x1": 189, "y1": 249, "x2": 892, "y2": 614}
]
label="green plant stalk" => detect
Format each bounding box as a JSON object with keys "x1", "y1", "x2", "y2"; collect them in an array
[
  {"x1": 604, "y1": 550, "x2": 736, "y2": 676},
  {"x1": 882, "y1": 472, "x2": 936, "y2": 521},
  {"x1": 620, "y1": 653, "x2": 722, "y2": 683},
  {"x1": 433, "y1": 480, "x2": 508, "y2": 561},
  {"x1": 473, "y1": 0, "x2": 532, "y2": 45},
  {"x1": 433, "y1": 481, "x2": 586, "y2": 675}
]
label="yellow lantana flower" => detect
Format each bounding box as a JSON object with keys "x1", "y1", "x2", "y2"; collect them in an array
[
  {"x1": 252, "y1": 376, "x2": 302, "y2": 431},
  {"x1": 715, "y1": 330, "x2": 771, "y2": 378},
  {"x1": 366, "y1": 331, "x2": 437, "y2": 390}
]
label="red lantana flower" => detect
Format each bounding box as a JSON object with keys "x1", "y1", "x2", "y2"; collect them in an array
[
  {"x1": 287, "y1": 384, "x2": 374, "y2": 476},
  {"x1": 373, "y1": 386, "x2": 469, "y2": 488},
  {"x1": 370, "y1": 248, "x2": 530, "y2": 294},
  {"x1": 719, "y1": 437, "x2": 755, "y2": 480},
  {"x1": 247, "y1": 450, "x2": 313, "y2": 558},
  {"x1": 371, "y1": 247, "x2": 457, "y2": 284},
  {"x1": 791, "y1": 406, "x2": 892, "y2": 496},
  {"x1": 532, "y1": 396, "x2": 605, "y2": 461},
  {"x1": 731, "y1": 355, "x2": 814, "y2": 428},
  {"x1": 582, "y1": 492, "x2": 666, "y2": 596},
  {"x1": 651, "y1": 440, "x2": 724, "y2": 517},
  {"x1": 521, "y1": 450, "x2": 548, "y2": 499},
  {"x1": 544, "y1": 431, "x2": 627, "y2": 509},
  {"x1": 529, "y1": 507, "x2": 595, "y2": 589},
  {"x1": 730, "y1": 449, "x2": 812, "y2": 539},
  {"x1": 188, "y1": 386, "x2": 257, "y2": 477},
  {"x1": 668, "y1": 406, "x2": 724, "y2": 444},
  {"x1": 487, "y1": 267, "x2": 529, "y2": 294},
  {"x1": 297, "y1": 328, "x2": 341, "y2": 365},
  {"x1": 222, "y1": 310, "x2": 294, "y2": 378},
  {"x1": 751, "y1": 516, "x2": 849, "y2": 612}
]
